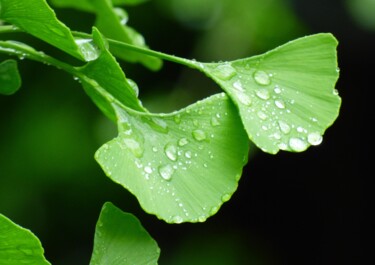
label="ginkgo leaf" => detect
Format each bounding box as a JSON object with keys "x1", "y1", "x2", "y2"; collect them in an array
[
  {"x1": 90, "y1": 202, "x2": 160, "y2": 265},
  {"x1": 198, "y1": 33, "x2": 341, "y2": 154},
  {"x1": 94, "y1": 93, "x2": 249, "y2": 223},
  {"x1": 0, "y1": 213, "x2": 50, "y2": 265},
  {"x1": 0, "y1": 59, "x2": 21, "y2": 95},
  {"x1": 50, "y1": 0, "x2": 162, "y2": 70},
  {"x1": 0, "y1": 0, "x2": 98, "y2": 61}
]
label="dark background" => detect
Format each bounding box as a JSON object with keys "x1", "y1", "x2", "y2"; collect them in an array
[{"x1": 0, "y1": 0, "x2": 370, "y2": 264}]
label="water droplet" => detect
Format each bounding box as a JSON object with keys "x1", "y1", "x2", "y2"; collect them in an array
[
  {"x1": 185, "y1": 151, "x2": 192, "y2": 158},
  {"x1": 75, "y1": 38, "x2": 99, "y2": 61},
  {"x1": 172, "y1": 215, "x2": 183, "y2": 223},
  {"x1": 221, "y1": 194, "x2": 231, "y2": 202},
  {"x1": 143, "y1": 117, "x2": 169, "y2": 133},
  {"x1": 253, "y1": 70, "x2": 271, "y2": 86},
  {"x1": 178, "y1": 138, "x2": 189, "y2": 146},
  {"x1": 274, "y1": 85, "x2": 282, "y2": 94},
  {"x1": 127, "y1": 78, "x2": 139, "y2": 97},
  {"x1": 114, "y1": 7, "x2": 128, "y2": 26},
  {"x1": 165, "y1": 143, "x2": 178, "y2": 161},
  {"x1": 274, "y1": 99, "x2": 285, "y2": 109},
  {"x1": 144, "y1": 166, "x2": 153, "y2": 174},
  {"x1": 307, "y1": 132, "x2": 323, "y2": 145},
  {"x1": 174, "y1": 114, "x2": 181, "y2": 124},
  {"x1": 213, "y1": 63, "x2": 236, "y2": 80},
  {"x1": 210, "y1": 206, "x2": 219, "y2": 215},
  {"x1": 257, "y1": 111, "x2": 268, "y2": 120},
  {"x1": 123, "y1": 138, "x2": 144, "y2": 158},
  {"x1": 152, "y1": 146, "x2": 158, "y2": 152},
  {"x1": 192, "y1": 130, "x2": 206, "y2": 141},
  {"x1": 278, "y1": 120, "x2": 291, "y2": 134},
  {"x1": 210, "y1": 117, "x2": 220, "y2": 126},
  {"x1": 158, "y1": 164, "x2": 174, "y2": 181},
  {"x1": 289, "y1": 137, "x2": 308, "y2": 152},
  {"x1": 236, "y1": 91, "x2": 252, "y2": 106},
  {"x1": 233, "y1": 80, "x2": 245, "y2": 91},
  {"x1": 255, "y1": 89, "x2": 270, "y2": 100}
]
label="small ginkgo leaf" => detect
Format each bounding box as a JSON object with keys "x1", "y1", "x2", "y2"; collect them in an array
[
  {"x1": 95, "y1": 93, "x2": 249, "y2": 223},
  {"x1": 0, "y1": 0, "x2": 98, "y2": 61},
  {"x1": 0, "y1": 213, "x2": 51, "y2": 265},
  {"x1": 90, "y1": 202, "x2": 160, "y2": 265},
  {"x1": 0, "y1": 59, "x2": 21, "y2": 95},
  {"x1": 199, "y1": 33, "x2": 341, "y2": 154}
]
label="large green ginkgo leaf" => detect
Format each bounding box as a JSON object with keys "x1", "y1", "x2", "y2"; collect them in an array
[
  {"x1": 95, "y1": 94, "x2": 249, "y2": 223},
  {"x1": 199, "y1": 33, "x2": 341, "y2": 154}
]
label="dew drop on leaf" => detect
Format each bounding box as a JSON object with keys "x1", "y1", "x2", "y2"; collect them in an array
[
  {"x1": 274, "y1": 99, "x2": 286, "y2": 109},
  {"x1": 75, "y1": 38, "x2": 100, "y2": 61},
  {"x1": 192, "y1": 129, "x2": 207, "y2": 141},
  {"x1": 307, "y1": 132, "x2": 323, "y2": 145},
  {"x1": 235, "y1": 91, "x2": 252, "y2": 106},
  {"x1": 278, "y1": 120, "x2": 291, "y2": 134},
  {"x1": 210, "y1": 117, "x2": 220, "y2": 126},
  {"x1": 123, "y1": 138, "x2": 144, "y2": 158},
  {"x1": 255, "y1": 88, "x2": 271, "y2": 100},
  {"x1": 289, "y1": 137, "x2": 308, "y2": 152},
  {"x1": 158, "y1": 164, "x2": 174, "y2": 181},
  {"x1": 253, "y1": 70, "x2": 271, "y2": 86},
  {"x1": 212, "y1": 64, "x2": 236, "y2": 80},
  {"x1": 164, "y1": 143, "x2": 178, "y2": 161},
  {"x1": 178, "y1": 138, "x2": 189, "y2": 146}
]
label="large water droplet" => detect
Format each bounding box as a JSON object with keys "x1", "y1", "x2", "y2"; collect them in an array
[
  {"x1": 253, "y1": 70, "x2": 271, "y2": 86},
  {"x1": 164, "y1": 143, "x2": 178, "y2": 161},
  {"x1": 307, "y1": 132, "x2": 323, "y2": 145},
  {"x1": 278, "y1": 120, "x2": 291, "y2": 134},
  {"x1": 213, "y1": 64, "x2": 236, "y2": 80},
  {"x1": 255, "y1": 88, "x2": 270, "y2": 100},
  {"x1": 289, "y1": 137, "x2": 308, "y2": 152},
  {"x1": 192, "y1": 130, "x2": 206, "y2": 141},
  {"x1": 158, "y1": 164, "x2": 174, "y2": 181},
  {"x1": 75, "y1": 38, "x2": 99, "y2": 61}
]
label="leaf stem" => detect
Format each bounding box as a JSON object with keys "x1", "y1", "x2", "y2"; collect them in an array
[{"x1": 72, "y1": 31, "x2": 199, "y2": 69}]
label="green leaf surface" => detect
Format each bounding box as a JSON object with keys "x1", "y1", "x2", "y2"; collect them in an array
[
  {"x1": 95, "y1": 93, "x2": 249, "y2": 223},
  {"x1": 50, "y1": 0, "x2": 148, "y2": 12},
  {"x1": 78, "y1": 28, "x2": 146, "y2": 121},
  {"x1": 0, "y1": 214, "x2": 50, "y2": 265},
  {"x1": 200, "y1": 33, "x2": 341, "y2": 154},
  {"x1": 90, "y1": 202, "x2": 160, "y2": 265},
  {"x1": 0, "y1": 0, "x2": 97, "y2": 61},
  {"x1": 50, "y1": 0, "x2": 162, "y2": 70},
  {"x1": 0, "y1": 59, "x2": 21, "y2": 95}
]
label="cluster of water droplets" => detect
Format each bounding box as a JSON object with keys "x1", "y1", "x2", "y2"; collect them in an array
[{"x1": 210, "y1": 62, "x2": 324, "y2": 152}]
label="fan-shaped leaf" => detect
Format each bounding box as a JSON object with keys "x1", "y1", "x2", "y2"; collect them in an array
[
  {"x1": 95, "y1": 94, "x2": 249, "y2": 223},
  {"x1": 200, "y1": 33, "x2": 341, "y2": 154},
  {"x1": 0, "y1": 214, "x2": 50, "y2": 265},
  {"x1": 90, "y1": 202, "x2": 159, "y2": 265}
]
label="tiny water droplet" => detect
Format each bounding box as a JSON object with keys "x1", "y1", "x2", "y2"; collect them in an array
[
  {"x1": 174, "y1": 114, "x2": 181, "y2": 124},
  {"x1": 221, "y1": 194, "x2": 231, "y2": 202},
  {"x1": 192, "y1": 130, "x2": 206, "y2": 141},
  {"x1": 274, "y1": 99, "x2": 285, "y2": 109},
  {"x1": 185, "y1": 151, "x2": 192, "y2": 158},
  {"x1": 152, "y1": 146, "x2": 158, "y2": 152},
  {"x1": 289, "y1": 137, "x2": 308, "y2": 152},
  {"x1": 213, "y1": 63, "x2": 236, "y2": 80},
  {"x1": 210, "y1": 117, "x2": 220, "y2": 126},
  {"x1": 257, "y1": 111, "x2": 268, "y2": 120},
  {"x1": 172, "y1": 215, "x2": 183, "y2": 223},
  {"x1": 144, "y1": 166, "x2": 153, "y2": 174},
  {"x1": 278, "y1": 120, "x2": 291, "y2": 134},
  {"x1": 307, "y1": 132, "x2": 323, "y2": 145},
  {"x1": 165, "y1": 143, "x2": 178, "y2": 161},
  {"x1": 158, "y1": 164, "x2": 174, "y2": 181},
  {"x1": 255, "y1": 88, "x2": 270, "y2": 100},
  {"x1": 253, "y1": 70, "x2": 271, "y2": 86},
  {"x1": 178, "y1": 138, "x2": 189, "y2": 146},
  {"x1": 274, "y1": 85, "x2": 282, "y2": 94},
  {"x1": 233, "y1": 80, "x2": 245, "y2": 91}
]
